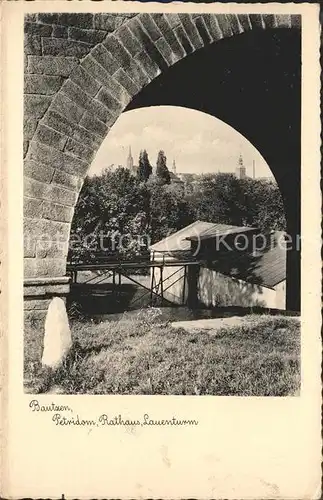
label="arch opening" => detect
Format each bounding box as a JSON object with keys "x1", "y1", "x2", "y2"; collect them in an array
[{"x1": 23, "y1": 13, "x2": 301, "y2": 315}]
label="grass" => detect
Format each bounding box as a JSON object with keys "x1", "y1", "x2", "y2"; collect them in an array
[{"x1": 24, "y1": 310, "x2": 301, "y2": 396}]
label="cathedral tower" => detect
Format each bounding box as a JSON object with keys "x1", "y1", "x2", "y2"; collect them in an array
[{"x1": 126, "y1": 146, "x2": 134, "y2": 172}]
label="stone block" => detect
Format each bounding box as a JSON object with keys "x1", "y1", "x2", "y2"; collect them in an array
[
  {"x1": 24, "y1": 34, "x2": 41, "y2": 56},
  {"x1": 24, "y1": 196, "x2": 44, "y2": 218},
  {"x1": 152, "y1": 15, "x2": 185, "y2": 60},
  {"x1": 225, "y1": 14, "x2": 243, "y2": 35},
  {"x1": 116, "y1": 25, "x2": 141, "y2": 57},
  {"x1": 24, "y1": 237, "x2": 36, "y2": 258},
  {"x1": 136, "y1": 14, "x2": 163, "y2": 42},
  {"x1": 36, "y1": 240, "x2": 69, "y2": 259},
  {"x1": 68, "y1": 27, "x2": 106, "y2": 45},
  {"x1": 24, "y1": 280, "x2": 70, "y2": 297},
  {"x1": 290, "y1": 15, "x2": 301, "y2": 29},
  {"x1": 81, "y1": 56, "x2": 131, "y2": 107},
  {"x1": 24, "y1": 14, "x2": 37, "y2": 23},
  {"x1": 58, "y1": 13, "x2": 94, "y2": 29},
  {"x1": 79, "y1": 112, "x2": 109, "y2": 138},
  {"x1": 27, "y1": 55, "x2": 79, "y2": 77},
  {"x1": 33, "y1": 218, "x2": 71, "y2": 241},
  {"x1": 128, "y1": 18, "x2": 168, "y2": 72},
  {"x1": 90, "y1": 44, "x2": 120, "y2": 75},
  {"x1": 216, "y1": 14, "x2": 234, "y2": 37},
  {"x1": 24, "y1": 94, "x2": 51, "y2": 119},
  {"x1": 51, "y1": 170, "x2": 82, "y2": 191},
  {"x1": 26, "y1": 141, "x2": 88, "y2": 177},
  {"x1": 24, "y1": 22, "x2": 53, "y2": 37},
  {"x1": 61, "y1": 80, "x2": 113, "y2": 125},
  {"x1": 50, "y1": 93, "x2": 84, "y2": 124},
  {"x1": 275, "y1": 14, "x2": 291, "y2": 28},
  {"x1": 236, "y1": 14, "x2": 252, "y2": 32},
  {"x1": 164, "y1": 14, "x2": 181, "y2": 30},
  {"x1": 42, "y1": 200, "x2": 74, "y2": 223},
  {"x1": 103, "y1": 35, "x2": 133, "y2": 67},
  {"x1": 93, "y1": 13, "x2": 123, "y2": 32},
  {"x1": 24, "y1": 177, "x2": 49, "y2": 200},
  {"x1": 24, "y1": 159, "x2": 54, "y2": 183},
  {"x1": 24, "y1": 257, "x2": 67, "y2": 279},
  {"x1": 155, "y1": 38, "x2": 177, "y2": 67},
  {"x1": 64, "y1": 138, "x2": 95, "y2": 162},
  {"x1": 113, "y1": 68, "x2": 139, "y2": 97},
  {"x1": 201, "y1": 15, "x2": 224, "y2": 42},
  {"x1": 70, "y1": 65, "x2": 102, "y2": 97},
  {"x1": 193, "y1": 16, "x2": 213, "y2": 45},
  {"x1": 34, "y1": 124, "x2": 68, "y2": 151},
  {"x1": 249, "y1": 14, "x2": 265, "y2": 30},
  {"x1": 47, "y1": 184, "x2": 78, "y2": 207},
  {"x1": 37, "y1": 13, "x2": 60, "y2": 24},
  {"x1": 41, "y1": 37, "x2": 92, "y2": 59},
  {"x1": 134, "y1": 51, "x2": 160, "y2": 81},
  {"x1": 52, "y1": 25, "x2": 68, "y2": 38},
  {"x1": 24, "y1": 74, "x2": 64, "y2": 95},
  {"x1": 96, "y1": 87, "x2": 123, "y2": 114},
  {"x1": 173, "y1": 25, "x2": 193, "y2": 55},
  {"x1": 262, "y1": 15, "x2": 277, "y2": 29},
  {"x1": 43, "y1": 110, "x2": 101, "y2": 149},
  {"x1": 178, "y1": 14, "x2": 203, "y2": 51},
  {"x1": 24, "y1": 118, "x2": 38, "y2": 141}
]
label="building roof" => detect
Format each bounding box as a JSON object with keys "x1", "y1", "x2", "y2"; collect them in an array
[
  {"x1": 248, "y1": 236, "x2": 286, "y2": 288},
  {"x1": 187, "y1": 223, "x2": 257, "y2": 241},
  {"x1": 150, "y1": 220, "x2": 255, "y2": 252},
  {"x1": 150, "y1": 221, "x2": 286, "y2": 288},
  {"x1": 204, "y1": 231, "x2": 286, "y2": 288},
  {"x1": 150, "y1": 221, "x2": 215, "y2": 252}
]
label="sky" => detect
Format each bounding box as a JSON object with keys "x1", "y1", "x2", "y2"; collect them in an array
[{"x1": 89, "y1": 106, "x2": 274, "y2": 179}]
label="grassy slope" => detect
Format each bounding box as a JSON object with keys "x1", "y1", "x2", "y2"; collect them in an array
[{"x1": 24, "y1": 311, "x2": 300, "y2": 396}]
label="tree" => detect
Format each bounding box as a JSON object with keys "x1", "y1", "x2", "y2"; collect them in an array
[
  {"x1": 187, "y1": 172, "x2": 286, "y2": 231},
  {"x1": 156, "y1": 150, "x2": 170, "y2": 184},
  {"x1": 68, "y1": 167, "x2": 150, "y2": 262},
  {"x1": 137, "y1": 149, "x2": 152, "y2": 182}
]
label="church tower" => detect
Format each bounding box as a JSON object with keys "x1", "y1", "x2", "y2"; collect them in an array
[
  {"x1": 126, "y1": 146, "x2": 134, "y2": 172},
  {"x1": 236, "y1": 154, "x2": 246, "y2": 179}
]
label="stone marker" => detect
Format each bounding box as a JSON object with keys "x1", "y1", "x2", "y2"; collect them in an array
[{"x1": 41, "y1": 297, "x2": 72, "y2": 369}]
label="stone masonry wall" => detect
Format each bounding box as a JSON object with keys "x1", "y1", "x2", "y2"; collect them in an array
[{"x1": 24, "y1": 12, "x2": 300, "y2": 291}]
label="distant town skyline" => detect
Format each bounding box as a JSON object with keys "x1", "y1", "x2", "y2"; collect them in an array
[{"x1": 89, "y1": 106, "x2": 274, "y2": 179}]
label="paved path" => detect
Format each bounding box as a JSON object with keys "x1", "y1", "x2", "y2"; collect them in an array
[{"x1": 171, "y1": 316, "x2": 255, "y2": 333}]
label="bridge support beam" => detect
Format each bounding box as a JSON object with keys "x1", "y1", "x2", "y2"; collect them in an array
[{"x1": 24, "y1": 277, "x2": 70, "y2": 323}]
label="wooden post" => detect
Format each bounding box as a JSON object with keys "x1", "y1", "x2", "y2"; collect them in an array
[
  {"x1": 187, "y1": 264, "x2": 199, "y2": 310},
  {"x1": 150, "y1": 266, "x2": 155, "y2": 306},
  {"x1": 182, "y1": 266, "x2": 186, "y2": 305},
  {"x1": 160, "y1": 265, "x2": 164, "y2": 304}
]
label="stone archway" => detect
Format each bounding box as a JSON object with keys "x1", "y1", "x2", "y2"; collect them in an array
[{"x1": 23, "y1": 12, "x2": 301, "y2": 317}]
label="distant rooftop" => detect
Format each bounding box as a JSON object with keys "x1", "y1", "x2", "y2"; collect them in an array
[
  {"x1": 150, "y1": 221, "x2": 286, "y2": 288},
  {"x1": 150, "y1": 221, "x2": 255, "y2": 252}
]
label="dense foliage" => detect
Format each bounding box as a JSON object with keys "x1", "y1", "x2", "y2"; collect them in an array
[{"x1": 68, "y1": 167, "x2": 286, "y2": 262}]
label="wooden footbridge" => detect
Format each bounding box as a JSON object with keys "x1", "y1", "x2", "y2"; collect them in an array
[{"x1": 66, "y1": 255, "x2": 201, "y2": 308}]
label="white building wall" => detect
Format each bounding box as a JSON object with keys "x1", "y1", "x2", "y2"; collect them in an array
[
  {"x1": 150, "y1": 255, "x2": 286, "y2": 310},
  {"x1": 274, "y1": 280, "x2": 286, "y2": 309},
  {"x1": 198, "y1": 267, "x2": 278, "y2": 308}
]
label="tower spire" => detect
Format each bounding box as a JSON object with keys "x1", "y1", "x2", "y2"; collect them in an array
[{"x1": 126, "y1": 145, "x2": 134, "y2": 173}]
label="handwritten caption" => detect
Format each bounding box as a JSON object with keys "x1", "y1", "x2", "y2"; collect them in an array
[{"x1": 28, "y1": 400, "x2": 199, "y2": 427}]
